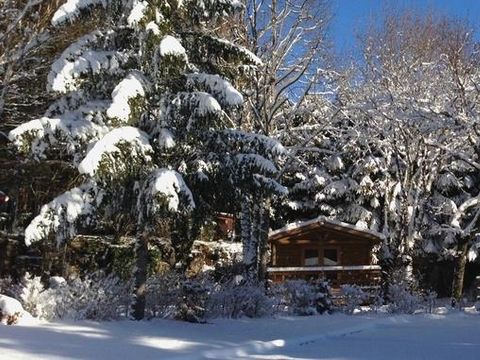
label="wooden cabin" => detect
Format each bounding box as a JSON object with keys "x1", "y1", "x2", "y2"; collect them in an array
[{"x1": 268, "y1": 216, "x2": 383, "y2": 289}]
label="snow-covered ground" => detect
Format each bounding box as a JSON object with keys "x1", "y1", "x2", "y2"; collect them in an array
[{"x1": 1, "y1": 310, "x2": 479, "y2": 359}]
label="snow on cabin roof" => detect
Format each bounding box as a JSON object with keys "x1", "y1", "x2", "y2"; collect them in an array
[{"x1": 269, "y1": 216, "x2": 385, "y2": 241}]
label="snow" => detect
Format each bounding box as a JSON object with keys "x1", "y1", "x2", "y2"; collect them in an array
[
  {"x1": 217, "y1": 131, "x2": 285, "y2": 156},
  {"x1": 157, "y1": 128, "x2": 176, "y2": 149},
  {"x1": 212, "y1": 37, "x2": 262, "y2": 66},
  {"x1": 327, "y1": 155, "x2": 344, "y2": 171},
  {"x1": 186, "y1": 74, "x2": 243, "y2": 106},
  {"x1": 165, "y1": 92, "x2": 222, "y2": 131},
  {"x1": 48, "y1": 31, "x2": 127, "y2": 93},
  {"x1": 195, "y1": 92, "x2": 221, "y2": 116},
  {"x1": 467, "y1": 246, "x2": 478, "y2": 261},
  {"x1": 270, "y1": 215, "x2": 385, "y2": 240},
  {"x1": 24, "y1": 182, "x2": 100, "y2": 246},
  {"x1": 8, "y1": 101, "x2": 110, "y2": 160},
  {"x1": 159, "y1": 35, "x2": 186, "y2": 57},
  {"x1": 78, "y1": 126, "x2": 152, "y2": 176},
  {"x1": 324, "y1": 178, "x2": 355, "y2": 199},
  {"x1": 144, "y1": 169, "x2": 195, "y2": 212},
  {"x1": 146, "y1": 22, "x2": 160, "y2": 35},
  {"x1": 127, "y1": 0, "x2": 148, "y2": 27},
  {"x1": 0, "y1": 295, "x2": 24, "y2": 318},
  {"x1": 1, "y1": 312, "x2": 479, "y2": 359},
  {"x1": 236, "y1": 154, "x2": 279, "y2": 174},
  {"x1": 253, "y1": 174, "x2": 288, "y2": 195},
  {"x1": 107, "y1": 72, "x2": 147, "y2": 122},
  {"x1": 51, "y1": 0, "x2": 106, "y2": 26}
]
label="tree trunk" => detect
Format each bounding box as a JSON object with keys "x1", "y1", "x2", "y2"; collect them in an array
[
  {"x1": 241, "y1": 195, "x2": 257, "y2": 283},
  {"x1": 257, "y1": 200, "x2": 270, "y2": 283},
  {"x1": 132, "y1": 233, "x2": 148, "y2": 320},
  {"x1": 451, "y1": 240, "x2": 469, "y2": 301}
]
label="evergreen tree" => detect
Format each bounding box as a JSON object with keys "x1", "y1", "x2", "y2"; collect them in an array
[{"x1": 9, "y1": 0, "x2": 283, "y2": 319}]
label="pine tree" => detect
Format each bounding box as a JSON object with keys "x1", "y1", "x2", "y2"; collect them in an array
[{"x1": 8, "y1": 0, "x2": 283, "y2": 319}]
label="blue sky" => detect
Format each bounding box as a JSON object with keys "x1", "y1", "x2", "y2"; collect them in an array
[{"x1": 332, "y1": 0, "x2": 480, "y2": 54}]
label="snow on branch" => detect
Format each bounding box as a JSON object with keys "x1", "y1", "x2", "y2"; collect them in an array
[
  {"x1": 186, "y1": 73, "x2": 243, "y2": 107},
  {"x1": 324, "y1": 178, "x2": 357, "y2": 199},
  {"x1": 127, "y1": 0, "x2": 149, "y2": 27},
  {"x1": 25, "y1": 182, "x2": 101, "y2": 246},
  {"x1": 107, "y1": 72, "x2": 149, "y2": 123},
  {"x1": 48, "y1": 31, "x2": 128, "y2": 93},
  {"x1": 211, "y1": 36, "x2": 262, "y2": 65},
  {"x1": 253, "y1": 174, "x2": 288, "y2": 195},
  {"x1": 235, "y1": 154, "x2": 279, "y2": 175},
  {"x1": 140, "y1": 169, "x2": 195, "y2": 217},
  {"x1": 161, "y1": 92, "x2": 223, "y2": 131},
  {"x1": 451, "y1": 194, "x2": 480, "y2": 230},
  {"x1": 180, "y1": 0, "x2": 244, "y2": 21},
  {"x1": 159, "y1": 35, "x2": 187, "y2": 58},
  {"x1": 219, "y1": 129, "x2": 286, "y2": 156},
  {"x1": 8, "y1": 101, "x2": 110, "y2": 160},
  {"x1": 52, "y1": 0, "x2": 107, "y2": 26},
  {"x1": 78, "y1": 126, "x2": 152, "y2": 177}
]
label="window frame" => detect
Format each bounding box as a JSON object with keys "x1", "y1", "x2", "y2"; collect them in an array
[
  {"x1": 303, "y1": 247, "x2": 320, "y2": 266},
  {"x1": 322, "y1": 247, "x2": 340, "y2": 266}
]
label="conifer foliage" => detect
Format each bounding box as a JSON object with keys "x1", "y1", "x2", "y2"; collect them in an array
[{"x1": 8, "y1": 0, "x2": 281, "y2": 319}]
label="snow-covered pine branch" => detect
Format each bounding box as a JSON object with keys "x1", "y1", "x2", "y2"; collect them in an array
[{"x1": 24, "y1": 181, "x2": 102, "y2": 246}]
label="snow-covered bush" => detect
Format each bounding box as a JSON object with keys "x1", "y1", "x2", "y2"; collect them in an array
[
  {"x1": 387, "y1": 282, "x2": 421, "y2": 314},
  {"x1": 146, "y1": 271, "x2": 272, "y2": 320},
  {"x1": 370, "y1": 288, "x2": 385, "y2": 313},
  {"x1": 340, "y1": 284, "x2": 367, "y2": 314},
  {"x1": 146, "y1": 272, "x2": 213, "y2": 322},
  {"x1": 208, "y1": 279, "x2": 274, "y2": 319},
  {"x1": 174, "y1": 279, "x2": 212, "y2": 323},
  {"x1": 18, "y1": 274, "x2": 47, "y2": 317},
  {"x1": 17, "y1": 272, "x2": 130, "y2": 320},
  {"x1": 423, "y1": 290, "x2": 437, "y2": 314},
  {"x1": 145, "y1": 272, "x2": 181, "y2": 318},
  {"x1": 271, "y1": 280, "x2": 332, "y2": 316},
  {"x1": 0, "y1": 294, "x2": 26, "y2": 325}
]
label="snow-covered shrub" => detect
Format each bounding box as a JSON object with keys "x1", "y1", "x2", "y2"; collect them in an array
[
  {"x1": 340, "y1": 284, "x2": 367, "y2": 314},
  {"x1": 146, "y1": 272, "x2": 213, "y2": 322},
  {"x1": 370, "y1": 288, "x2": 385, "y2": 313},
  {"x1": 17, "y1": 272, "x2": 130, "y2": 320},
  {"x1": 145, "y1": 272, "x2": 182, "y2": 318},
  {"x1": 18, "y1": 273, "x2": 46, "y2": 317},
  {"x1": 208, "y1": 279, "x2": 273, "y2": 319},
  {"x1": 59, "y1": 273, "x2": 131, "y2": 320},
  {"x1": 423, "y1": 290, "x2": 437, "y2": 314},
  {"x1": 146, "y1": 271, "x2": 273, "y2": 320},
  {"x1": 387, "y1": 282, "x2": 421, "y2": 314},
  {"x1": 175, "y1": 279, "x2": 211, "y2": 323},
  {"x1": 0, "y1": 294, "x2": 26, "y2": 325},
  {"x1": 271, "y1": 280, "x2": 332, "y2": 316}
]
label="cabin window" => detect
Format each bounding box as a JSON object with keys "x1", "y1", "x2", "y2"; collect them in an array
[
  {"x1": 304, "y1": 249, "x2": 319, "y2": 266},
  {"x1": 323, "y1": 248, "x2": 338, "y2": 266}
]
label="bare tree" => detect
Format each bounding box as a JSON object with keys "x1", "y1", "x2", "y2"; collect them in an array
[
  {"x1": 239, "y1": 0, "x2": 332, "y2": 283},
  {"x1": 353, "y1": 10, "x2": 480, "y2": 298}
]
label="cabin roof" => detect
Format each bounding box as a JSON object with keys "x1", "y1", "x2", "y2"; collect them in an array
[{"x1": 269, "y1": 216, "x2": 385, "y2": 242}]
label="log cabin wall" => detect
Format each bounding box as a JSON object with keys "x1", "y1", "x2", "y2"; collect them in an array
[
  {"x1": 272, "y1": 228, "x2": 374, "y2": 268},
  {"x1": 269, "y1": 223, "x2": 381, "y2": 287}
]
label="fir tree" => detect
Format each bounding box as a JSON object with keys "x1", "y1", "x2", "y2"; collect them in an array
[{"x1": 9, "y1": 0, "x2": 284, "y2": 319}]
